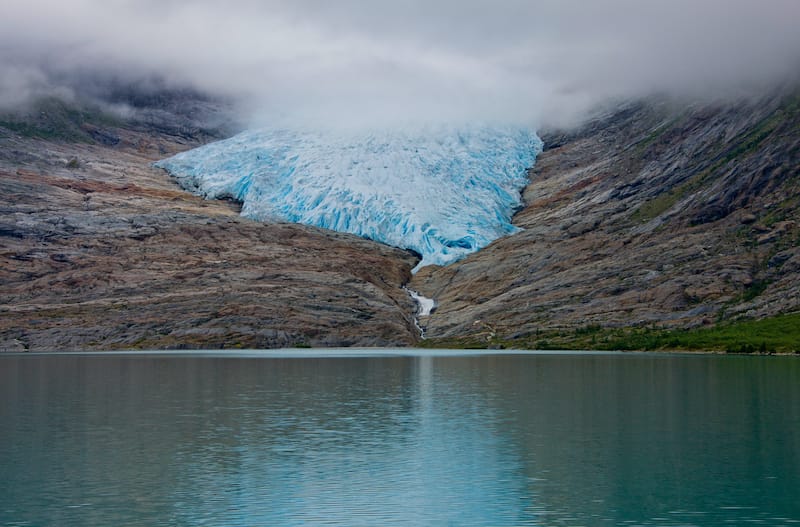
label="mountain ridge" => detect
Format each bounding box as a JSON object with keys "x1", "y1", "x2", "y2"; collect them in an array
[{"x1": 411, "y1": 90, "x2": 800, "y2": 346}]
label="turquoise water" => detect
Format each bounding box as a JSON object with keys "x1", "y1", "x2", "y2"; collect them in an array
[{"x1": 1, "y1": 351, "x2": 798, "y2": 526}]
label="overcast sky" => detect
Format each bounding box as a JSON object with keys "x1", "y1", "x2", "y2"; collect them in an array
[{"x1": 1, "y1": 0, "x2": 799, "y2": 127}]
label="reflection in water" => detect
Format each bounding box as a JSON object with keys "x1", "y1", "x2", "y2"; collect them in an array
[
  {"x1": 1, "y1": 353, "x2": 799, "y2": 526},
  {"x1": 165, "y1": 356, "x2": 531, "y2": 526}
]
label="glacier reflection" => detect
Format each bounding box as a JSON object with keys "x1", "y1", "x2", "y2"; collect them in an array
[{"x1": 164, "y1": 356, "x2": 538, "y2": 526}]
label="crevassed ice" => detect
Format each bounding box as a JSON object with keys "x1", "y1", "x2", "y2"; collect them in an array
[{"x1": 155, "y1": 126, "x2": 542, "y2": 271}]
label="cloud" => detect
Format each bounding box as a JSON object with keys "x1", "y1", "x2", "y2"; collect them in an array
[{"x1": 1, "y1": 0, "x2": 799, "y2": 127}]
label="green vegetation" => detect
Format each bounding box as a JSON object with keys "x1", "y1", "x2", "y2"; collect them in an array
[
  {"x1": 630, "y1": 182, "x2": 691, "y2": 223},
  {"x1": 761, "y1": 193, "x2": 800, "y2": 233},
  {"x1": 631, "y1": 114, "x2": 686, "y2": 157},
  {"x1": 0, "y1": 97, "x2": 123, "y2": 142},
  {"x1": 422, "y1": 312, "x2": 800, "y2": 354},
  {"x1": 631, "y1": 95, "x2": 800, "y2": 224},
  {"x1": 741, "y1": 280, "x2": 770, "y2": 302}
]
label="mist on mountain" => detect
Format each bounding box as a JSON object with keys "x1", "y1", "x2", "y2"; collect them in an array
[{"x1": 1, "y1": 0, "x2": 799, "y2": 128}]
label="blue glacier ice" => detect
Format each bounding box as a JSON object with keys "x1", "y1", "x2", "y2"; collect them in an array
[{"x1": 155, "y1": 126, "x2": 542, "y2": 271}]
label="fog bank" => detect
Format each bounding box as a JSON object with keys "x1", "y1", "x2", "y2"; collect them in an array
[{"x1": 1, "y1": 0, "x2": 799, "y2": 127}]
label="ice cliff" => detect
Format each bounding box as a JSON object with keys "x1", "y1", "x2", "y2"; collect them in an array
[{"x1": 155, "y1": 126, "x2": 542, "y2": 270}]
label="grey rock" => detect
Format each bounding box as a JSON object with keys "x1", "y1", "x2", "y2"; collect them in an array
[
  {"x1": 0, "y1": 97, "x2": 419, "y2": 352},
  {"x1": 411, "y1": 90, "x2": 800, "y2": 340}
]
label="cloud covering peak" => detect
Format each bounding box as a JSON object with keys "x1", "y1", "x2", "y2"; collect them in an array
[{"x1": 1, "y1": 0, "x2": 799, "y2": 126}]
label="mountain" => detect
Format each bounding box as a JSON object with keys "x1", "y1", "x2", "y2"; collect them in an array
[
  {"x1": 2, "y1": 87, "x2": 799, "y2": 352},
  {"x1": 410, "y1": 90, "x2": 800, "y2": 348},
  {"x1": 0, "y1": 95, "x2": 419, "y2": 351}
]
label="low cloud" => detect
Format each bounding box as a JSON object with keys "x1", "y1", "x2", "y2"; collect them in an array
[{"x1": 1, "y1": 0, "x2": 799, "y2": 127}]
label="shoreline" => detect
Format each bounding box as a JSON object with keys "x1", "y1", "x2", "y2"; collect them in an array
[{"x1": 2, "y1": 346, "x2": 797, "y2": 357}]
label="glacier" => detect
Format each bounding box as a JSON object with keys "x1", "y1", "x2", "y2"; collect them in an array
[{"x1": 155, "y1": 126, "x2": 542, "y2": 271}]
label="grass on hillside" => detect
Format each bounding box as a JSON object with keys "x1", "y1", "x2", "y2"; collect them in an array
[
  {"x1": 0, "y1": 97, "x2": 123, "y2": 142},
  {"x1": 422, "y1": 312, "x2": 800, "y2": 354},
  {"x1": 631, "y1": 94, "x2": 799, "y2": 224}
]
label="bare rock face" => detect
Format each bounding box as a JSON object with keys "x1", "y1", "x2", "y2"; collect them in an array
[
  {"x1": 0, "y1": 99, "x2": 419, "y2": 351},
  {"x1": 411, "y1": 92, "x2": 800, "y2": 341}
]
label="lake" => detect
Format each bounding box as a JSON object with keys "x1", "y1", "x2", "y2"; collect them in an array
[{"x1": 1, "y1": 350, "x2": 798, "y2": 526}]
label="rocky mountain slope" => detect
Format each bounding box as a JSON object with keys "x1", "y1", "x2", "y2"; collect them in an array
[
  {"x1": 411, "y1": 90, "x2": 800, "y2": 345},
  {"x1": 2, "y1": 87, "x2": 799, "y2": 351},
  {"x1": 0, "y1": 96, "x2": 419, "y2": 351}
]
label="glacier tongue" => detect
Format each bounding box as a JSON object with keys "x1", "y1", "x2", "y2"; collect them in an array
[{"x1": 155, "y1": 126, "x2": 542, "y2": 271}]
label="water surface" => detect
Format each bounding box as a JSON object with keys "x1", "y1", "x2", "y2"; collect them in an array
[{"x1": 1, "y1": 351, "x2": 798, "y2": 526}]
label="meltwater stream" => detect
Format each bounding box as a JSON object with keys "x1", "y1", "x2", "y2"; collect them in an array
[{"x1": 155, "y1": 126, "x2": 542, "y2": 271}]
